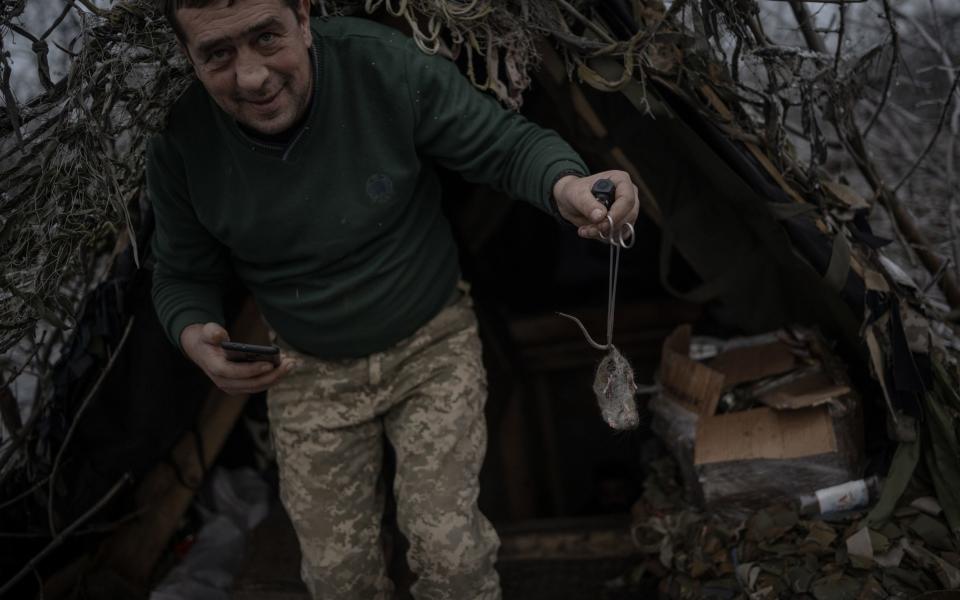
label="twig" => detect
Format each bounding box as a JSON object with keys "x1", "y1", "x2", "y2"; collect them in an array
[
  {"x1": 0, "y1": 503, "x2": 145, "y2": 538},
  {"x1": 0, "y1": 330, "x2": 48, "y2": 392},
  {"x1": 0, "y1": 384, "x2": 22, "y2": 439},
  {"x1": 47, "y1": 316, "x2": 135, "y2": 536},
  {"x1": 892, "y1": 68, "x2": 960, "y2": 194},
  {"x1": 922, "y1": 257, "x2": 952, "y2": 295},
  {"x1": 950, "y1": 115, "x2": 960, "y2": 282},
  {"x1": 555, "y1": 0, "x2": 615, "y2": 44},
  {"x1": 833, "y1": 1, "x2": 845, "y2": 76},
  {"x1": 0, "y1": 473, "x2": 131, "y2": 598},
  {"x1": 73, "y1": 0, "x2": 107, "y2": 17},
  {"x1": 40, "y1": 1, "x2": 78, "y2": 41},
  {"x1": 0, "y1": 474, "x2": 49, "y2": 511},
  {"x1": 863, "y1": 0, "x2": 898, "y2": 138},
  {"x1": 786, "y1": 0, "x2": 826, "y2": 54},
  {"x1": 32, "y1": 567, "x2": 43, "y2": 600},
  {"x1": 0, "y1": 334, "x2": 50, "y2": 480}
]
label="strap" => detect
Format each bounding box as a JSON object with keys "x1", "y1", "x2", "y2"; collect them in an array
[
  {"x1": 766, "y1": 201, "x2": 816, "y2": 221},
  {"x1": 658, "y1": 226, "x2": 732, "y2": 303},
  {"x1": 824, "y1": 234, "x2": 851, "y2": 293},
  {"x1": 866, "y1": 438, "x2": 920, "y2": 527}
]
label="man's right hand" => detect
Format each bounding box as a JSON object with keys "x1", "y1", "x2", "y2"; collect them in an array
[{"x1": 180, "y1": 322, "x2": 294, "y2": 395}]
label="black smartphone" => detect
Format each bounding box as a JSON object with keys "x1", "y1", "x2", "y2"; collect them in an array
[{"x1": 220, "y1": 341, "x2": 282, "y2": 366}]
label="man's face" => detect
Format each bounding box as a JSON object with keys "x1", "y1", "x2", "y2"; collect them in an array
[{"x1": 177, "y1": 0, "x2": 313, "y2": 135}]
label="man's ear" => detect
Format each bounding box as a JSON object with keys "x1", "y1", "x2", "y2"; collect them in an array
[{"x1": 297, "y1": 0, "x2": 312, "y2": 47}]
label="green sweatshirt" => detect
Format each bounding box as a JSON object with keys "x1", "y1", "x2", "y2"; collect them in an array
[{"x1": 149, "y1": 16, "x2": 587, "y2": 358}]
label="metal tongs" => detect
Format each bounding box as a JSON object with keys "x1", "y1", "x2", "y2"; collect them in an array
[{"x1": 558, "y1": 179, "x2": 634, "y2": 350}]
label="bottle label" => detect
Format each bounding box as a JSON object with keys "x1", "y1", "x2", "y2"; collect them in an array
[{"x1": 815, "y1": 480, "x2": 869, "y2": 513}]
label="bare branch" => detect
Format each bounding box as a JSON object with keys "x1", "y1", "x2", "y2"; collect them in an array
[
  {"x1": 833, "y1": 0, "x2": 845, "y2": 76},
  {"x1": 892, "y1": 68, "x2": 960, "y2": 194},
  {"x1": 862, "y1": 0, "x2": 899, "y2": 137},
  {"x1": 0, "y1": 473, "x2": 132, "y2": 597},
  {"x1": 47, "y1": 316, "x2": 135, "y2": 536},
  {"x1": 787, "y1": 1, "x2": 827, "y2": 54}
]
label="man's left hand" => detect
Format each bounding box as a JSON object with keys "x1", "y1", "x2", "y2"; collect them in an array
[{"x1": 553, "y1": 170, "x2": 639, "y2": 241}]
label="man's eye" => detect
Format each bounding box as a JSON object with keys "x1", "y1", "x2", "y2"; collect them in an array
[
  {"x1": 206, "y1": 48, "x2": 232, "y2": 66},
  {"x1": 258, "y1": 32, "x2": 277, "y2": 46}
]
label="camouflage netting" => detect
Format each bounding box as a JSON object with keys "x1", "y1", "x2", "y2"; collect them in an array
[{"x1": 1, "y1": 0, "x2": 959, "y2": 592}]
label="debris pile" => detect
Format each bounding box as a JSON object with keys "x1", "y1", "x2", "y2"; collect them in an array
[
  {"x1": 622, "y1": 452, "x2": 960, "y2": 599},
  {"x1": 650, "y1": 325, "x2": 863, "y2": 517}
]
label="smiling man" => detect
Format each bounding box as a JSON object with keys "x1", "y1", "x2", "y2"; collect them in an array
[{"x1": 150, "y1": 0, "x2": 639, "y2": 598}]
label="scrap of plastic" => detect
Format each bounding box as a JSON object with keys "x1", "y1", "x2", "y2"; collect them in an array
[{"x1": 149, "y1": 467, "x2": 271, "y2": 600}]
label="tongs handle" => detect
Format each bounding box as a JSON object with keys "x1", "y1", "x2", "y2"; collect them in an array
[
  {"x1": 591, "y1": 178, "x2": 634, "y2": 248},
  {"x1": 591, "y1": 178, "x2": 615, "y2": 208}
]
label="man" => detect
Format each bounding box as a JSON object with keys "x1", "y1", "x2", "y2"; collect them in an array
[{"x1": 151, "y1": 0, "x2": 640, "y2": 597}]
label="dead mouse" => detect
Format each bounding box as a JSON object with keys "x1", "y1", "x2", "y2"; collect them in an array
[
  {"x1": 593, "y1": 346, "x2": 640, "y2": 430},
  {"x1": 558, "y1": 312, "x2": 640, "y2": 431}
]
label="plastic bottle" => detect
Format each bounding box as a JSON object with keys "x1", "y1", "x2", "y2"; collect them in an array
[{"x1": 797, "y1": 476, "x2": 883, "y2": 516}]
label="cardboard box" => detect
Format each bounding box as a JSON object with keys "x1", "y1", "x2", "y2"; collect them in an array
[{"x1": 653, "y1": 325, "x2": 863, "y2": 514}]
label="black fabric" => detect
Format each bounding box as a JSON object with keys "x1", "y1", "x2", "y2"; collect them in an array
[
  {"x1": 888, "y1": 299, "x2": 930, "y2": 399},
  {"x1": 600, "y1": 80, "x2": 861, "y2": 348},
  {"x1": 644, "y1": 82, "x2": 866, "y2": 353},
  {"x1": 850, "y1": 210, "x2": 893, "y2": 249},
  {"x1": 659, "y1": 85, "x2": 869, "y2": 315}
]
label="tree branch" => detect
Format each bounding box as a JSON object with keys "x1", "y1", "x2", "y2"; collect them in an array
[
  {"x1": 892, "y1": 68, "x2": 960, "y2": 194},
  {"x1": 0, "y1": 474, "x2": 131, "y2": 598},
  {"x1": 863, "y1": 0, "x2": 899, "y2": 137},
  {"x1": 48, "y1": 316, "x2": 135, "y2": 536}
]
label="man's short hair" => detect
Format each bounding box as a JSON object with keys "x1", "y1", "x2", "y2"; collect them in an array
[{"x1": 163, "y1": 0, "x2": 303, "y2": 44}]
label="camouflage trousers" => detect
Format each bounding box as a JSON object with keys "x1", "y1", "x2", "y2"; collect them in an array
[{"x1": 266, "y1": 289, "x2": 501, "y2": 600}]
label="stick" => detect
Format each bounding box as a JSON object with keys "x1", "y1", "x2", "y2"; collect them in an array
[
  {"x1": 786, "y1": 0, "x2": 826, "y2": 54},
  {"x1": 833, "y1": 1, "x2": 846, "y2": 75},
  {"x1": 0, "y1": 383, "x2": 22, "y2": 438},
  {"x1": 892, "y1": 69, "x2": 960, "y2": 194},
  {"x1": 47, "y1": 316, "x2": 135, "y2": 536},
  {"x1": 0, "y1": 474, "x2": 131, "y2": 598},
  {"x1": 863, "y1": 0, "x2": 898, "y2": 137}
]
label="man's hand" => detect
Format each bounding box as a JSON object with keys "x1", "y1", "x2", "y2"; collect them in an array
[
  {"x1": 553, "y1": 170, "x2": 640, "y2": 241},
  {"x1": 180, "y1": 322, "x2": 294, "y2": 395}
]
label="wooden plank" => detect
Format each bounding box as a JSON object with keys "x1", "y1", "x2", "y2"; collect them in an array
[
  {"x1": 98, "y1": 297, "x2": 270, "y2": 581},
  {"x1": 532, "y1": 375, "x2": 566, "y2": 517},
  {"x1": 500, "y1": 388, "x2": 538, "y2": 520},
  {"x1": 498, "y1": 515, "x2": 638, "y2": 561}
]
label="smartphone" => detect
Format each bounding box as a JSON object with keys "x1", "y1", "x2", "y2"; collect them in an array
[{"x1": 220, "y1": 341, "x2": 282, "y2": 366}]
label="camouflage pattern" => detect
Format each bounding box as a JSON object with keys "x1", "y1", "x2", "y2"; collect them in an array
[{"x1": 266, "y1": 290, "x2": 501, "y2": 600}]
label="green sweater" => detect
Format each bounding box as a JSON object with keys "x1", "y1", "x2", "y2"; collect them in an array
[{"x1": 149, "y1": 16, "x2": 587, "y2": 358}]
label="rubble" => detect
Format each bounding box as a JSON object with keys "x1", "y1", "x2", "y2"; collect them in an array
[
  {"x1": 650, "y1": 325, "x2": 864, "y2": 517},
  {"x1": 621, "y1": 449, "x2": 960, "y2": 600}
]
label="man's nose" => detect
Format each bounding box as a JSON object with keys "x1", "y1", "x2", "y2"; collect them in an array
[{"x1": 235, "y1": 48, "x2": 269, "y2": 93}]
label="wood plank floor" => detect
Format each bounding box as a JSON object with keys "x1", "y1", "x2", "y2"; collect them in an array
[{"x1": 231, "y1": 505, "x2": 649, "y2": 600}]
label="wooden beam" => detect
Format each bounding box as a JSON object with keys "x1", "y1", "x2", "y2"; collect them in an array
[
  {"x1": 98, "y1": 297, "x2": 269, "y2": 582},
  {"x1": 498, "y1": 516, "x2": 639, "y2": 560},
  {"x1": 0, "y1": 382, "x2": 22, "y2": 437}
]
